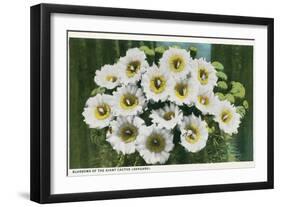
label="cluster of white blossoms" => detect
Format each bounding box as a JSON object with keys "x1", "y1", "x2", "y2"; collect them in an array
[{"x1": 82, "y1": 47, "x2": 242, "y2": 165}]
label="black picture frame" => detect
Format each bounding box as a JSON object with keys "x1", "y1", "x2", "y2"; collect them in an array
[{"x1": 30, "y1": 3, "x2": 274, "y2": 204}]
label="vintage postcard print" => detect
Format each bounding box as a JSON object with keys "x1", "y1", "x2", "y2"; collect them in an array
[{"x1": 67, "y1": 31, "x2": 254, "y2": 176}]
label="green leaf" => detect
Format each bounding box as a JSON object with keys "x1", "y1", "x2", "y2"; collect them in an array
[
  {"x1": 188, "y1": 46, "x2": 197, "y2": 59},
  {"x1": 215, "y1": 92, "x2": 225, "y2": 100},
  {"x1": 208, "y1": 126, "x2": 215, "y2": 133},
  {"x1": 236, "y1": 106, "x2": 246, "y2": 118},
  {"x1": 230, "y1": 81, "x2": 245, "y2": 99},
  {"x1": 216, "y1": 71, "x2": 228, "y2": 81},
  {"x1": 91, "y1": 87, "x2": 106, "y2": 96},
  {"x1": 217, "y1": 81, "x2": 228, "y2": 90},
  {"x1": 243, "y1": 100, "x2": 249, "y2": 109},
  {"x1": 224, "y1": 94, "x2": 235, "y2": 103},
  {"x1": 139, "y1": 45, "x2": 149, "y2": 51},
  {"x1": 139, "y1": 46, "x2": 155, "y2": 56},
  {"x1": 154, "y1": 46, "x2": 166, "y2": 54},
  {"x1": 146, "y1": 49, "x2": 155, "y2": 56},
  {"x1": 212, "y1": 61, "x2": 224, "y2": 71}
]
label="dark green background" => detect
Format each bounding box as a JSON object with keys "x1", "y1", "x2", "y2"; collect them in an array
[{"x1": 69, "y1": 36, "x2": 253, "y2": 169}]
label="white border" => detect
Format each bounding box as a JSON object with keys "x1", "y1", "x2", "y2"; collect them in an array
[
  {"x1": 68, "y1": 31, "x2": 255, "y2": 45},
  {"x1": 51, "y1": 13, "x2": 268, "y2": 194},
  {"x1": 68, "y1": 162, "x2": 255, "y2": 177}
]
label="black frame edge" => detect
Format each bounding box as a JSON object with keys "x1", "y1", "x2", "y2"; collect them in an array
[
  {"x1": 30, "y1": 3, "x2": 274, "y2": 204},
  {"x1": 45, "y1": 182, "x2": 272, "y2": 203},
  {"x1": 41, "y1": 3, "x2": 273, "y2": 25},
  {"x1": 30, "y1": 4, "x2": 41, "y2": 203},
  {"x1": 267, "y1": 19, "x2": 274, "y2": 189},
  {"x1": 30, "y1": 4, "x2": 52, "y2": 203}
]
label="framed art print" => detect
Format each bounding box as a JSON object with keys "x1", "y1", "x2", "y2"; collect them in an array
[{"x1": 30, "y1": 3, "x2": 274, "y2": 203}]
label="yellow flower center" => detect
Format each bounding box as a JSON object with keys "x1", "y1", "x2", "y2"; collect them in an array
[
  {"x1": 198, "y1": 95, "x2": 209, "y2": 106},
  {"x1": 198, "y1": 67, "x2": 209, "y2": 85},
  {"x1": 146, "y1": 133, "x2": 166, "y2": 153},
  {"x1": 119, "y1": 124, "x2": 138, "y2": 143},
  {"x1": 149, "y1": 76, "x2": 166, "y2": 94},
  {"x1": 120, "y1": 93, "x2": 139, "y2": 110},
  {"x1": 106, "y1": 75, "x2": 117, "y2": 82},
  {"x1": 185, "y1": 124, "x2": 200, "y2": 144},
  {"x1": 220, "y1": 110, "x2": 233, "y2": 124},
  {"x1": 175, "y1": 83, "x2": 189, "y2": 100},
  {"x1": 163, "y1": 111, "x2": 175, "y2": 121},
  {"x1": 126, "y1": 60, "x2": 141, "y2": 78},
  {"x1": 93, "y1": 104, "x2": 111, "y2": 120},
  {"x1": 169, "y1": 55, "x2": 186, "y2": 72}
]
